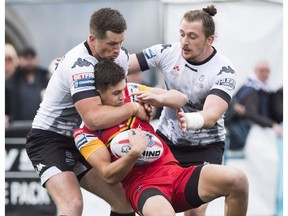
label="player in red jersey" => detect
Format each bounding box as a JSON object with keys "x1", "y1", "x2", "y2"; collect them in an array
[{"x1": 74, "y1": 60, "x2": 248, "y2": 216}]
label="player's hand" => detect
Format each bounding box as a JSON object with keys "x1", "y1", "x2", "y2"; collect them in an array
[
  {"x1": 134, "y1": 103, "x2": 153, "y2": 121},
  {"x1": 131, "y1": 91, "x2": 163, "y2": 107},
  {"x1": 128, "y1": 129, "x2": 149, "y2": 157},
  {"x1": 177, "y1": 108, "x2": 187, "y2": 132}
]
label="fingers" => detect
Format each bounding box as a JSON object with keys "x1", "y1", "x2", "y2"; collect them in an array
[
  {"x1": 130, "y1": 91, "x2": 153, "y2": 101},
  {"x1": 128, "y1": 129, "x2": 150, "y2": 144},
  {"x1": 177, "y1": 108, "x2": 187, "y2": 132},
  {"x1": 143, "y1": 104, "x2": 153, "y2": 120}
]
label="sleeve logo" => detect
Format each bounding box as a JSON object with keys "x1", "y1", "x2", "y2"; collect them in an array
[
  {"x1": 217, "y1": 66, "x2": 235, "y2": 75},
  {"x1": 72, "y1": 58, "x2": 93, "y2": 68}
]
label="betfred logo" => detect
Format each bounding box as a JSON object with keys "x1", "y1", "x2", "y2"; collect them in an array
[{"x1": 72, "y1": 72, "x2": 94, "y2": 81}]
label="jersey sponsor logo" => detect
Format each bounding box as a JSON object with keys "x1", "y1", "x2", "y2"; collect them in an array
[
  {"x1": 71, "y1": 58, "x2": 93, "y2": 68},
  {"x1": 143, "y1": 48, "x2": 156, "y2": 59},
  {"x1": 216, "y1": 78, "x2": 236, "y2": 90},
  {"x1": 72, "y1": 72, "x2": 94, "y2": 81},
  {"x1": 217, "y1": 66, "x2": 235, "y2": 75},
  {"x1": 160, "y1": 44, "x2": 172, "y2": 53},
  {"x1": 185, "y1": 64, "x2": 198, "y2": 72},
  {"x1": 73, "y1": 78, "x2": 94, "y2": 88}
]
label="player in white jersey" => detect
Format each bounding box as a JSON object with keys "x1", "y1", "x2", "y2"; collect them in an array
[
  {"x1": 25, "y1": 8, "x2": 149, "y2": 216},
  {"x1": 129, "y1": 5, "x2": 238, "y2": 216}
]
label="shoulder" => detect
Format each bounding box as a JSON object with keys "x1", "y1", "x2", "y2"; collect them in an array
[
  {"x1": 58, "y1": 42, "x2": 97, "y2": 72},
  {"x1": 144, "y1": 42, "x2": 179, "y2": 53}
]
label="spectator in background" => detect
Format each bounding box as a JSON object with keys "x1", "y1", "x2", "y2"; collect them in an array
[
  {"x1": 5, "y1": 43, "x2": 18, "y2": 78},
  {"x1": 5, "y1": 43, "x2": 19, "y2": 128},
  {"x1": 9, "y1": 46, "x2": 50, "y2": 121},
  {"x1": 225, "y1": 60, "x2": 282, "y2": 154}
]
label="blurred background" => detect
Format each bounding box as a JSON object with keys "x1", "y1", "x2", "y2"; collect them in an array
[{"x1": 4, "y1": 0, "x2": 283, "y2": 215}]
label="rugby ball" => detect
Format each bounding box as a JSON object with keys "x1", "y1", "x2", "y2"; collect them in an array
[{"x1": 110, "y1": 130, "x2": 163, "y2": 165}]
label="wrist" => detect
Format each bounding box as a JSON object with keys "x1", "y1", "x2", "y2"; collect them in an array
[{"x1": 185, "y1": 112, "x2": 204, "y2": 130}]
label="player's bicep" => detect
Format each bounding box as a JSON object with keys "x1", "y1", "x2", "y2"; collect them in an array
[{"x1": 128, "y1": 54, "x2": 141, "y2": 74}]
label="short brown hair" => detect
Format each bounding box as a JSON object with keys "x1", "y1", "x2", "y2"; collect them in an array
[
  {"x1": 182, "y1": 5, "x2": 217, "y2": 38},
  {"x1": 89, "y1": 8, "x2": 127, "y2": 39}
]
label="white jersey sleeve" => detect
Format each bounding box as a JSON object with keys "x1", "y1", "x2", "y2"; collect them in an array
[
  {"x1": 32, "y1": 41, "x2": 129, "y2": 137},
  {"x1": 136, "y1": 42, "x2": 237, "y2": 146}
]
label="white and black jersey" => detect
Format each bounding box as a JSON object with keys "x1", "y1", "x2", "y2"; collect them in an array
[
  {"x1": 136, "y1": 42, "x2": 236, "y2": 146},
  {"x1": 32, "y1": 41, "x2": 129, "y2": 137}
]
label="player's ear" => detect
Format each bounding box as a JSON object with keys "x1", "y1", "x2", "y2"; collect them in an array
[
  {"x1": 88, "y1": 34, "x2": 96, "y2": 43},
  {"x1": 207, "y1": 35, "x2": 214, "y2": 45}
]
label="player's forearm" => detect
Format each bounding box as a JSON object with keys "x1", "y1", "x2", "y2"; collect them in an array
[
  {"x1": 84, "y1": 102, "x2": 138, "y2": 131},
  {"x1": 160, "y1": 89, "x2": 188, "y2": 109},
  {"x1": 102, "y1": 153, "x2": 140, "y2": 185}
]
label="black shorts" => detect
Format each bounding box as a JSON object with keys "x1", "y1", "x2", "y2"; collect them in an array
[
  {"x1": 156, "y1": 130, "x2": 225, "y2": 167},
  {"x1": 26, "y1": 129, "x2": 92, "y2": 187}
]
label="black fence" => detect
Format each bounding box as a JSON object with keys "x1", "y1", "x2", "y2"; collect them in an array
[{"x1": 5, "y1": 121, "x2": 57, "y2": 216}]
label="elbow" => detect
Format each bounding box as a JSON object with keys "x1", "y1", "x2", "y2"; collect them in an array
[
  {"x1": 84, "y1": 121, "x2": 99, "y2": 131},
  {"x1": 84, "y1": 117, "x2": 105, "y2": 131},
  {"x1": 180, "y1": 94, "x2": 188, "y2": 107},
  {"x1": 204, "y1": 117, "x2": 219, "y2": 128}
]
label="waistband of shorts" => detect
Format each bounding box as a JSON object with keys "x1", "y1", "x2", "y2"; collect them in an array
[
  {"x1": 29, "y1": 128, "x2": 71, "y2": 139},
  {"x1": 156, "y1": 129, "x2": 224, "y2": 150}
]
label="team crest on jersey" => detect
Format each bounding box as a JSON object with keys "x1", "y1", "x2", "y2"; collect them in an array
[
  {"x1": 168, "y1": 65, "x2": 181, "y2": 77},
  {"x1": 216, "y1": 78, "x2": 236, "y2": 90},
  {"x1": 72, "y1": 58, "x2": 93, "y2": 68},
  {"x1": 194, "y1": 75, "x2": 205, "y2": 88},
  {"x1": 143, "y1": 48, "x2": 156, "y2": 59},
  {"x1": 217, "y1": 66, "x2": 235, "y2": 75}
]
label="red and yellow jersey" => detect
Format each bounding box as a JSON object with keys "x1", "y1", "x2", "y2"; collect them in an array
[{"x1": 73, "y1": 83, "x2": 178, "y2": 177}]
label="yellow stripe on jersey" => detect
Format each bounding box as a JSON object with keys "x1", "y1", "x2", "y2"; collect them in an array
[
  {"x1": 106, "y1": 126, "x2": 130, "y2": 145},
  {"x1": 138, "y1": 84, "x2": 151, "y2": 92},
  {"x1": 80, "y1": 139, "x2": 106, "y2": 160},
  {"x1": 106, "y1": 116, "x2": 137, "y2": 145}
]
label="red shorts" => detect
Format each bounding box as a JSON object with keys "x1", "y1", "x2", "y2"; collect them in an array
[{"x1": 122, "y1": 163, "x2": 204, "y2": 214}]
